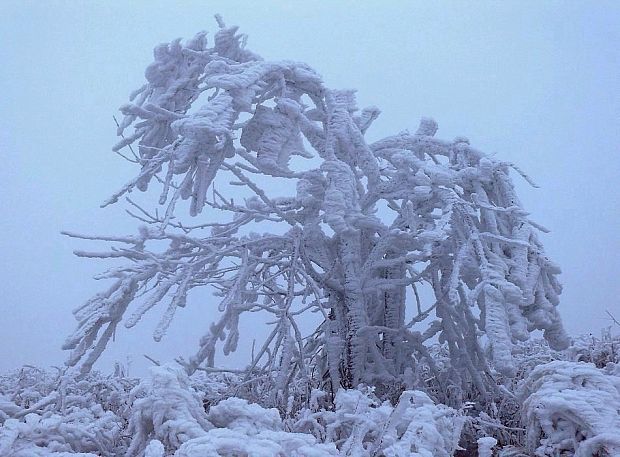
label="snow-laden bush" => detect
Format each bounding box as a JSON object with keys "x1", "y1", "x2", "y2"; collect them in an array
[
  {"x1": 0, "y1": 366, "x2": 135, "y2": 420},
  {"x1": 293, "y1": 387, "x2": 463, "y2": 456},
  {"x1": 0, "y1": 412, "x2": 117, "y2": 457},
  {"x1": 477, "y1": 436, "x2": 498, "y2": 457},
  {"x1": 0, "y1": 367, "x2": 130, "y2": 456},
  {"x1": 567, "y1": 329, "x2": 620, "y2": 368},
  {"x1": 176, "y1": 396, "x2": 339, "y2": 457},
  {"x1": 124, "y1": 365, "x2": 212, "y2": 456},
  {"x1": 2, "y1": 334, "x2": 620, "y2": 456},
  {"x1": 124, "y1": 365, "x2": 340, "y2": 456},
  {"x1": 520, "y1": 360, "x2": 620, "y2": 456},
  {"x1": 2, "y1": 367, "x2": 463, "y2": 456}
]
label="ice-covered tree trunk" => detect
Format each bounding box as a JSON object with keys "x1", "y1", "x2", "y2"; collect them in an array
[
  {"x1": 337, "y1": 230, "x2": 368, "y2": 387},
  {"x1": 381, "y1": 261, "x2": 406, "y2": 373}
]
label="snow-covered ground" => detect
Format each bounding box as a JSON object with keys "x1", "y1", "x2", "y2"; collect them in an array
[{"x1": 1, "y1": 335, "x2": 619, "y2": 456}]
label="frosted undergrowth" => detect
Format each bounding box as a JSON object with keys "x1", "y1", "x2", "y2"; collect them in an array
[
  {"x1": 125, "y1": 365, "x2": 212, "y2": 456},
  {"x1": 1, "y1": 335, "x2": 620, "y2": 456},
  {"x1": 128, "y1": 366, "x2": 462, "y2": 457},
  {"x1": 295, "y1": 388, "x2": 463, "y2": 457},
  {"x1": 520, "y1": 360, "x2": 620, "y2": 456},
  {"x1": 0, "y1": 365, "x2": 463, "y2": 456},
  {"x1": 0, "y1": 367, "x2": 131, "y2": 456}
]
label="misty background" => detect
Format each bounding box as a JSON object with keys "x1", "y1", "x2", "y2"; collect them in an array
[{"x1": 1, "y1": 0, "x2": 618, "y2": 376}]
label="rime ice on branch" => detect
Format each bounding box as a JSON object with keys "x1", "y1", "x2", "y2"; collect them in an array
[{"x1": 63, "y1": 17, "x2": 568, "y2": 401}]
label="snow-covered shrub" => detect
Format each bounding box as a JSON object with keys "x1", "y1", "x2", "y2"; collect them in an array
[
  {"x1": 568, "y1": 330, "x2": 620, "y2": 368},
  {"x1": 145, "y1": 439, "x2": 165, "y2": 457},
  {"x1": 0, "y1": 366, "x2": 136, "y2": 420},
  {"x1": 467, "y1": 338, "x2": 561, "y2": 449},
  {"x1": 2, "y1": 334, "x2": 620, "y2": 456},
  {"x1": 293, "y1": 387, "x2": 463, "y2": 456},
  {"x1": 187, "y1": 371, "x2": 242, "y2": 410},
  {"x1": 176, "y1": 396, "x2": 339, "y2": 457},
  {"x1": 0, "y1": 367, "x2": 131, "y2": 456},
  {"x1": 0, "y1": 411, "x2": 118, "y2": 457},
  {"x1": 188, "y1": 369, "x2": 292, "y2": 413},
  {"x1": 124, "y1": 365, "x2": 212, "y2": 456},
  {"x1": 175, "y1": 429, "x2": 339, "y2": 457},
  {"x1": 207, "y1": 396, "x2": 280, "y2": 433},
  {"x1": 477, "y1": 436, "x2": 497, "y2": 457},
  {"x1": 520, "y1": 360, "x2": 620, "y2": 456}
]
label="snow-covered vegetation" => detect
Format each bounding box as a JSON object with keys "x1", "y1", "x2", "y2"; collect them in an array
[
  {"x1": 1, "y1": 336, "x2": 619, "y2": 455},
  {"x1": 3, "y1": 15, "x2": 619, "y2": 456}
]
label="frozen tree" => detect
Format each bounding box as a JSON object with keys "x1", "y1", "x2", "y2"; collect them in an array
[{"x1": 63, "y1": 16, "x2": 568, "y2": 404}]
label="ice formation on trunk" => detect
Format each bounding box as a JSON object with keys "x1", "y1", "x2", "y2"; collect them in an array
[{"x1": 64, "y1": 16, "x2": 568, "y2": 403}]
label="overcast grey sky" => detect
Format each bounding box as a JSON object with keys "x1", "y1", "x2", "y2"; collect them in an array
[{"x1": 1, "y1": 1, "x2": 618, "y2": 375}]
